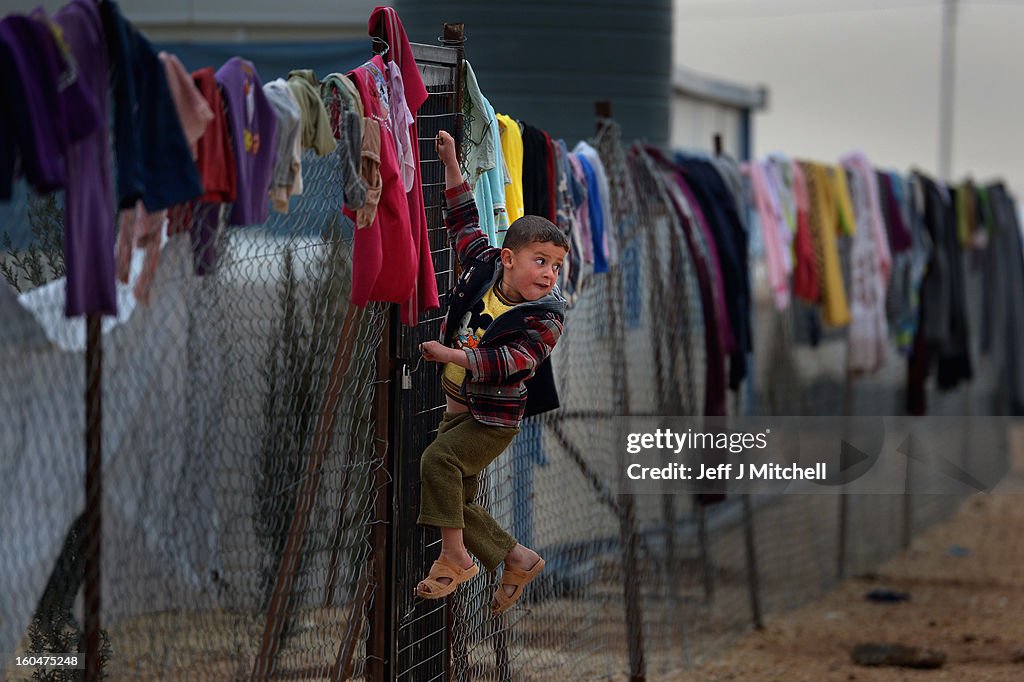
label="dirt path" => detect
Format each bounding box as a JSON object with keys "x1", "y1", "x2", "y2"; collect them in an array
[{"x1": 661, "y1": 483, "x2": 1024, "y2": 681}]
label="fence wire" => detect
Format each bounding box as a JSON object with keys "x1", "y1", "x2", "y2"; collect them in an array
[
  {"x1": 3, "y1": 84, "x2": 388, "y2": 678},
  {"x1": 392, "y1": 49, "x2": 462, "y2": 682},
  {"x1": 436, "y1": 120, "x2": 1005, "y2": 681},
  {"x1": 0, "y1": 56, "x2": 1008, "y2": 682}
]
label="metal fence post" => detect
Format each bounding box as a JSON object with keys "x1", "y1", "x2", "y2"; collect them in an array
[
  {"x1": 741, "y1": 496, "x2": 763, "y2": 630},
  {"x1": 368, "y1": 313, "x2": 396, "y2": 682},
  {"x1": 84, "y1": 314, "x2": 102, "y2": 682},
  {"x1": 596, "y1": 101, "x2": 647, "y2": 682}
]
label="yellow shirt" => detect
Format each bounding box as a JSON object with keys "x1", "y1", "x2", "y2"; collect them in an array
[
  {"x1": 442, "y1": 283, "x2": 518, "y2": 403},
  {"x1": 803, "y1": 161, "x2": 851, "y2": 327},
  {"x1": 496, "y1": 113, "x2": 525, "y2": 231}
]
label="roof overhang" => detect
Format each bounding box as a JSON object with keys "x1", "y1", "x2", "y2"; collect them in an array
[{"x1": 673, "y1": 66, "x2": 769, "y2": 111}]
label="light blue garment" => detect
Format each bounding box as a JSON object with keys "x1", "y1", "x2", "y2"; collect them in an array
[
  {"x1": 477, "y1": 94, "x2": 509, "y2": 246},
  {"x1": 462, "y1": 61, "x2": 509, "y2": 246}
]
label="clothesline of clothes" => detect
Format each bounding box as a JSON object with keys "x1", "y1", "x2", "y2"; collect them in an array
[
  {"x1": 459, "y1": 60, "x2": 620, "y2": 309},
  {"x1": 0, "y1": 1, "x2": 438, "y2": 325},
  {"x1": 743, "y1": 155, "x2": 1024, "y2": 414},
  {"x1": 5, "y1": 3, "x2": 1023, "y2": 415},
  {"x1": 461, "y1": 54, "x2": 1024, "y2": 417}
]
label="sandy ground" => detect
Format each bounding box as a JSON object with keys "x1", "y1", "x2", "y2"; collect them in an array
[
  {"x1": 656, "y1": 482, "x2": 1024, "y2": 681},
  {"x1": 9, "y1": 485, "x2": 1021, "y2": 681}
]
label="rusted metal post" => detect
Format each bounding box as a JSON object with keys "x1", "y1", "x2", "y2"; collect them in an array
[
  {"x1": 837, "y1": 372, "x2": 853, "y2": 581},
  {"x1": 84, "y1": 314, "x2": 102, "y2": 682},
  {"x1": 741, "y1": 496, "x2": 763, "y2": 630},
  {"x1": 598, "y1": 100, "x2": 646, "y2": 682},
  {"x1": 442, "y1": 23, "x2": 473, "y2": 682},
  {"x1": 367, "y1": 311, "x2": 394, "y2": 681}
]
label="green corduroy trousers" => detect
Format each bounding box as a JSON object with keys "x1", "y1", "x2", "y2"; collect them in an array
[{"x1": 417, "y1": 411, "x2": 520, "y2": 572}]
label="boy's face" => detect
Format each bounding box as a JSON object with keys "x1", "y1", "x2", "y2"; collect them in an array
[{"x1": 499, "y1": 241, "x2": 566, "y2": 302}]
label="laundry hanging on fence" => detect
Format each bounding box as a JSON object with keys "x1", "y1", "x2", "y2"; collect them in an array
[
  {"x1": 841, "y1": 151, "x2": 892, "y2": 375},
  {"x1": 1, "y1": 4, "x2": 110, "y2": 315},
  {"x1": 322, "y1": 72, "x2": 368, "y2": 211},
  {"x1": 5, "y1": 0, "x2": 1024, "y2": 415},
  {"x1": 0, "y1": 2, "x2": 450, "y2": 323},
  {"x1": 980, "y1": 182, "x2": 1024, "y2": 412},
  {"x1": 642, "y1": 146, "x2": 728, "y2": 416},
  {"x1": 461, "y1": 60, "x2": 510, "y2": 246},
  {"x1": 263, "y1": 78, "x2": 304, "y2": 213},
  {"x1": 522, "y1": 122, "x2": 556, "y2": 223},
  {"x1": 191, "y1": 67, "x2": 238, "y2": 206},
  {"x1": 553, "y1": 139, "x2": 587, "y2": 304},
  {"x1": 739, "y1": 145, "x2": 1024, "y2": 414},
  {"x1": 496, "y1": 113, "x2": 526, "y2": 226},
  {"x1": 460, "y1": 64, "x2": 619, "y2": 301},
  {"x1": 103, "y1": 0, "x2": 204, "y2": 307},
  {"x1": 369, "y1": 5, "x2": 439, "y2": 326},
  {"x1": 53, "y1": 0, "x2": 116, "y2": 317},
  {"x1": 677, "y1": 152, "x2": 751, "y2": 390},
  {"x1": 908, "y1": 170, "x2": 974, "y2": 411},
  {"x1": 344, "y1": 54, "x2": 418, "y2": 307}
]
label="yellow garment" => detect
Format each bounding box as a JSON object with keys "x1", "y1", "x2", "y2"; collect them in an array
[
  {"x1": 442, "y1": 283, "x2": 517, "y2": 403},
  {"x1": 831, "y1": 165, "x2": 856, "y2": 236},
  {"x1": 803, "y1": 161, "x2": 850, "y2": 327},
  {"x1": 496, "y1": 113, "x2": 525, "y2": 223}
]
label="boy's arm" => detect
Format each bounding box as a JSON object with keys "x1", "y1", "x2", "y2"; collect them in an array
[
  {"x1": 437, "y1": 130, "x2": 492, "y2": 265},
  {"x1": 463, "y1": 313, "x2": 563, "y2": 386}
]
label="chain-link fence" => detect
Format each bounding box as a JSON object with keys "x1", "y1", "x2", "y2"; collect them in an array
[
  {"x1": 1, "y1": 62, "x2": 406, "y2": 680},
  {"x1": 1, "y1": 36, "x2": 1009, "y2": 682},
  {"x1": 431, "y1": 119, "x2": 1007, "y2": 681}
]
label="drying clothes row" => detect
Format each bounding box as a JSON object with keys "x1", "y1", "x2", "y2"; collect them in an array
[
  {"x1": 745, "y1": 156, "x2": 952, "y2": 371},
  {"x1": 459, "y1": 100, "x2": 755, "y2": 416},
  {"x1": 180, "y1": 6, "x2": 438, "y2": 326},
  {"x1": 565, "y1": 122, "x2": 1023, "y2": 417},
  {"x1": 460, "y1": 62, "x2": 619, "y2": 307},
  {"x1": 745, "y1": 152, "x2": 1024, "y2": 413},
  {"x1": 625, "y1": 144, "x2": 752, "y2": 417},
  {"x1": 177, "y1": 6, "x2": 437, "y2": 326},
  {"x1": 0, "y1": 2, "x2": 438, "y2": 325},
  {"x1": 458, "y1": 58, "x2": 1023, "y2": 416},
  {"x1": 746, "y1": 154, "x2": 901, "y2": 374}
]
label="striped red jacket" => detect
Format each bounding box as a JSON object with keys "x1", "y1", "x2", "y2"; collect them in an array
[{"x1": 440, "y1": 182, "x2": 566, "y2": 428}]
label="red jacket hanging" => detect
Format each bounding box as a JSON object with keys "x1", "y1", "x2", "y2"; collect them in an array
[
  {"x1": 346, "y1": 54, "x2": 417, "y2": 306},
  {"x1": 369, "y1": 6, "x2": 439, "y2": 325}
]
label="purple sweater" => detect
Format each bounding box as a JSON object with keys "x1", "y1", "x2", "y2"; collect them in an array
[{"x1": 216, "y1": 58, "x2": 278, "y2": 226}]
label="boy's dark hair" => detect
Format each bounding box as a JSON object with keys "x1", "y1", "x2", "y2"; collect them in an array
[{"x1": 503, "y1": 215, "x2": 569, "y2": 253}]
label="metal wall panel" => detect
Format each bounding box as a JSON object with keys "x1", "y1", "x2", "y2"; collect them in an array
[{"x1": 396, "y1": 0, "x2": 672, "y2": 148}]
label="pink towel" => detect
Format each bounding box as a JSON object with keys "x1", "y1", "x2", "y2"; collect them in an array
[{"x1": 159, "y1": 52, "x2": 214, "y2": 159}]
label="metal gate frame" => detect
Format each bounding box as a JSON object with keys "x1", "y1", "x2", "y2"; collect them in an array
[{"x1": 369, "y1": 26, "x2": 465, "y2": 682}]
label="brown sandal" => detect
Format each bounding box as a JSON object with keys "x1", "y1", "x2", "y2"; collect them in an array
[
  {"x1": 415, "y1": 557, "x2": 479, "y2": 600},
  {"x1": 491, "y1": 558, "x2": 546, "y2": 615}
]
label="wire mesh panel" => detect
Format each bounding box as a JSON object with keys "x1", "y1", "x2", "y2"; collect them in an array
[
  {"x1": 2, "y1": 84, "x2": 388, "y2": 677},
  {"x1": 419, "y1": 116, "x2": 1009, "y2": 681},
  {"x1": 104, "y1": 151, "x2": 387, "y2": 679},
  {"x1": 391, "y1": 42, "x2": 462, "y2": 682},
  {"x1": 1, "y1": 188, "x2": 100, "y2": 678}
]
